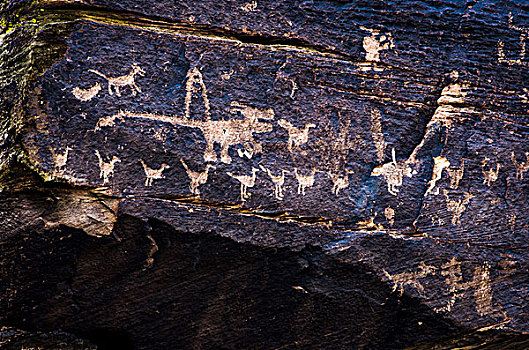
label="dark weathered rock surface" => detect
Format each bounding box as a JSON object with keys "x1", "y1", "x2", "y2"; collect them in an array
[{"x1": 1, "y1": 0, "x2": 528, "y2": 348}]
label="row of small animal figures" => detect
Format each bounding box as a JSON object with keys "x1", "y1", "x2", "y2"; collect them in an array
[
  {"x1": 90, "y1": 150, "x2": 352, "y2": 201},
  {"x1": 53, "y1": 146, "x2": 529, "y2": 202}
]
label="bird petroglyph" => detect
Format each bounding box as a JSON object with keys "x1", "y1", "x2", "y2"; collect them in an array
[
  {"x1": 180, "y1": 158, "x2": 215, "y2": 196},
  {"x1": 260, "y1": 165, "x2": 289, "y2": 200},
  {"x1": 140, "y1": 159, "x2": 169, "y2": 187},
  {"x1": 227, "y1": 168, "x2": 260, "y2": 202},
  {"x1": 277, "y1": 119, "x2": 316, "y2": 154},
  {"x1": 95, "y1": 150, "x2": 120, "y2": 184},
  {"x1": 371, "y1": 148, "x2": 413, "y2": 196}
]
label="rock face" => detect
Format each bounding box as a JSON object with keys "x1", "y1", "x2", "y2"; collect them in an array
[{"x1": 1, "y1": 1, "x2": 529, "y2": 348}]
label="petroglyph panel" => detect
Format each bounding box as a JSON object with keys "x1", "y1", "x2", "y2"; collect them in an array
[{"x1": 4, "y1": 1, "x2": 529, "y2": 347}]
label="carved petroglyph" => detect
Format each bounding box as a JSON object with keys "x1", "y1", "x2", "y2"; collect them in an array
[
  {"x1": 180, "y1": 159, "x2": 215, "y2": 196},
  {"x1": 481, "y1": 158, "x2": 501, "y2": 186},
  {"x1": 51, "y1": 146, "x2": 72, "y2": 174},
  {"x1": 498, "y1": 12, "x2": 529, "y2": 67},
  {"x1": 140, "y1": 159, "x2": 169, "y2": 187},
  {"x1": 371, "y1": 148, "x2": 413, "y2": 195},
  {"x1": 384, "y1": 207, "x2": 395, "y2": 226},
  {"x1": 260, "y1": 165, "x2": 289, "y2": 200},
  {"x1": 227, "y1": 168, "x2": 260, "y2": 202},
  {"x1": 472, "y1": 265, "x2": 494, "y2": 317},
  {"x1": 277, "y1": 119, "x2": 316, "y2": 154},
  {"x1": 294, "y1": 168, "x2": 316, "y2": 196},
  {"x1": 370, "y1": 108, "x2": 386, "y2": 162},
  {"x1": 185, "y1": 67, "x2": 211, "y2": 119},
  {"x1": 435, "y1": 258, "x2": 494, "y2": 315},
  {"x1": 122, "y1": 104, "x2": 274, "y2": 164},
  {"x1": 383, "y1": 262, "x2": 437, "y2": 296},
  {"x1": 425, "y1": 156, "x2": 450, "y2": 196},
  {"x1": 95, "y1": 111, "x2": 125, "y2": 131},
  {"x1": 361, "y1": 27, "x2": 394, "y2": 62},
  {"x1": 230, "y1": 101, "x2": 275, "y2": 158},
  {"x1": 241, "y1": 1, "x2": 257, "y2": 12},
  {"x1": 511, "y1": 151, "x2": 529, "y2": 180},
  {"x1": 328, "y1": 170, "x2": 353, "y2": 195},
  {"x1": 94, "y1": 150, "x2": 120, "y2": 184},
  {"x1": 385, "y1": 258, "x2": 494, "y2": 316},
  {"x1": 448, "y1": 159, "x2": 465, "y2": 189},
  {"x1": 89, "y1": 63, "x2": 145, "y2": 97},
  {"x1": 72, "y1": 83, "x2": 101, "y2": 101},
  {"x1": 444, "y1": 190, "x2": 474, "y2": 225}
]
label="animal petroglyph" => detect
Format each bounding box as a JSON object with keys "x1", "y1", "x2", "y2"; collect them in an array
[
  {"x1": 185, "y1": 67, "x2": 211, "y2": 119},
  {"x1": 425, "y1": 156, "x2": 450, "y2": 196},
  {"x1": 122, "y1": 104, "x2": 274, "y2": 164},
  {"x1": 89, "y1": 63, "x2": 145, "y2": 97},
  {"x1": 328, "y1": 170, "x2": 353, "y2": 195},
  {"x1": 95, "y1": 112, "x2": 125, "y2": 131},
  {"x1": 383, "y1": 262, "x2": 437, "y2": 296},
  {"x1": 370, "y1": 108, "x2": 386, "y2": 162},
  {"x1": 361, "y1": 27, "x2": 394, "y2": 62},
  {"x1": 294, "y1": 168, "x2": 316, "y2": 196},
  {"x1": 72, "y1": 83, "x2": 101, "y2": 101},
  {"x1": 180, "y1": 159, "x2": 215, "y2": 196},
  {"x1": 385, "y1": 257, "x2": 495, "y2": 316},
  {"x1": 448, "y1": 159, "x2": 465, "y2": 189},
  {"x1": 434, "y1": 258, "x2": 494, "y2": 315},
  {"x1": 371, "y1": 148, "x2": 413, "y2": 196},
  {"x1": 227, "y1": 168, "x2": 260, "y2": 202},
  {"x1": 94, "y1": 150, "x2": 120, "y2": 184},
  {"x1": 241, "y1": 1, "x2": 257, "y2": 12},
  {"x1": 384, "y1": 207, "x2": 395, "y2": 226},
  {"x1": 511, "y1": 151, "x2": 529, "y2": 180},
  {"x1": 444, "y1": 190, "x2": 474, "y2": 225},
  {"x1": 51, "y1": 146, "x2": 72, "y2": 174},
  {"x1": 140, "y1": 159, "x2": 169, "y2": 187},
  {"x1": 481, "y1": 158, "x2": 501, "y2": 186},
  {"x1": 260, "y1": 165, "x2": 289, "y2": 200},
  {"x1": 498, "y1": 13, "x2": 529, "y2": 67},
  {"x1": 277, "y1": 119, "x2": 316, "y2": 154}
]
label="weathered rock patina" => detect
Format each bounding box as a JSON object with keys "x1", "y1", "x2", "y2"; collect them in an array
[{"x1": 1, "y1": 0, "x2": 528, "y2": 348}]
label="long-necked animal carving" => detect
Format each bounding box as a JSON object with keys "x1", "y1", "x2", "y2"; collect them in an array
[
  {"x1": 328, "y1": 169, "x2": 353, "y2": 195},
  {"x1": 260, "y1": 165, "x2": 289, "y2": 200},
  {"x1": 51, "y1": 146, "x2": 72, "y2": 172},
  {"x1": 481, "y1": 158, "x2": 501, "y2": 187},
  {"x1": 294, "y1": 168, "x2": 316, "y2": 195},
  {"x1": 120, "y1": 104, "x2": 274, "y2": 164},
  {"x1": 371, "y1": 148, "x2": 412, "y2": 196},
  {"x1": 277, "y1": 119, "x2": 316, "y2": 154},
  {"x1": 227, "y1": 168, "x2": 260, "y2": 202},
  {"x1": 511, "y1": 151, "x2": 529, "y2": 180},
  {"x1": 140, "y1": 159, "x2": 170, "y2": 187},
  {"x1": 94, "y1": 150, "x2": 121, "y2": 184},
  {"x1": 89, "y1": 63, "x2": 145, "y2": 97},
  {"x1": 180, "y1": 158, "x2": 215, "y2": 196}
]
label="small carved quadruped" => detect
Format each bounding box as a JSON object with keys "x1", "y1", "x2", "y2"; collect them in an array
[{"x1": 89, "y1": 63, "x2": 145, "y2": 97}]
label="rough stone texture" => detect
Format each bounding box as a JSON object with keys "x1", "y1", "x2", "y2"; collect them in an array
[{"x1": 1, "y1": 0, "x2": 529, "y2": 349}]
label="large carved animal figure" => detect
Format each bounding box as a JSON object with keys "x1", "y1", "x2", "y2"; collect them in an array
[{"x1": 120, "y1": 104, "x2": 274, "y2": 164}]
